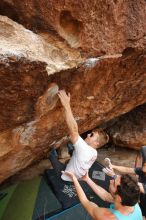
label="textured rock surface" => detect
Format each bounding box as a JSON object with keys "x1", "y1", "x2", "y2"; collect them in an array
[
  {"x1": 0, "y1": 16, "x2": 82, "y2": 75},
  {"x1": 107, "y1": 104, "x2": 146, "y2": 149},
  {"x1": 0, "y1": 0, "x2": 146, "y2": 55},
  {"x1": 0, "y1": 0, "x2": 146, "y2": 183},
  {"x1": 0, "y1": 46, "x2": 146, "y2": 183},
  {"x1": 0, "y1": 16, "x2": 82, "y2": 132}
]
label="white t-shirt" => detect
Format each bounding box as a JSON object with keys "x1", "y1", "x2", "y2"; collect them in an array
[{"x1": 61, "y1": 136, "x2": 97, "y2": 181}]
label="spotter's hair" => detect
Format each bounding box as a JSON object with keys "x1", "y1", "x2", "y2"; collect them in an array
[{"x1": 116, "y1": 174, "x2": 140, "y2": 206}]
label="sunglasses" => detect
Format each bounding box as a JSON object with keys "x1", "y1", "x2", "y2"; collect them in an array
[{"x1": 89, "y1": 132, "x2": 94, "y2": 137}]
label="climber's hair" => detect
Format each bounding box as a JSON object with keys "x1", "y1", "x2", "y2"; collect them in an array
[{"x1": 93, "y1": 128, "x2": 109, "y2": 147}]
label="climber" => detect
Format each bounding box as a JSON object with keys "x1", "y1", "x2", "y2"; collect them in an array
[{"x1": 49, "y1": 90, "x2": 109, "y2": 181}]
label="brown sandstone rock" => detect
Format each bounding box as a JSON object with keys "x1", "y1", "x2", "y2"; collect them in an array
[
  {"x1": 0, "y1": 0, "x2": 146, "y2": 55},
  {"x1": 0, "y1": 45, "x2": 146, "y2": 182},
  {"x1": 107, "y1": 104, "x2": 146, "y2": 150},
  {"x1": 0, "y1": 6, "x2": 146, "y2": 183},
  {"x1": 0, "y1": 15, "x2": 82, "y2": 132}
]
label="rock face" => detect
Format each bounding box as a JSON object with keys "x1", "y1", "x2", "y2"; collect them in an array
[
  {"x1": 0, "y1": 16, "x2": 82, "y2": 132},
  {"x1": 0, "y1": 0, "x2": 146, "y2": 183},
  {"x1": 107, "y1": 104, "x2": 146, "y2": 150},
  {"x1": 0, "y1": 0, "x2": 146, "y2": 55}
]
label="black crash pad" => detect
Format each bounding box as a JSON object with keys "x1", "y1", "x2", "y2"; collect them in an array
[{"x1": 45, "y1": 161, "x2": 111, "y2": 210}]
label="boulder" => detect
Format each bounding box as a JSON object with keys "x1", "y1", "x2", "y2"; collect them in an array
[
  {"x1": 0, "y1": 0, "x2": 145, "y2": 55},
  {"x1": 0, "y1": 1, "x2": 146, "y2": 182},
  {"x1": 107, "y1": 104, "x2": 146, "y2": 150}
]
